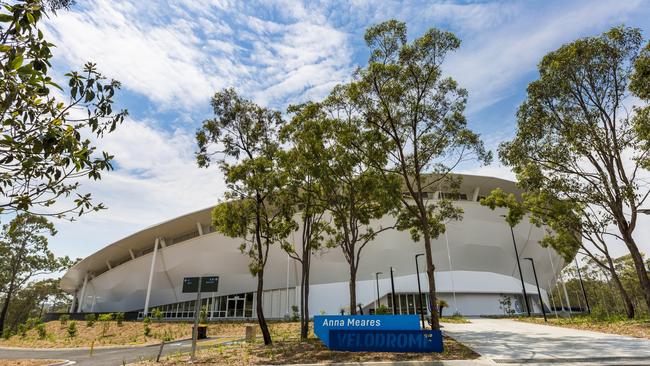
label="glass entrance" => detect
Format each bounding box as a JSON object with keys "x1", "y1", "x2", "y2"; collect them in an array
[{"x1": 227, "y1": 293, "x2": 246, "y2": 317}]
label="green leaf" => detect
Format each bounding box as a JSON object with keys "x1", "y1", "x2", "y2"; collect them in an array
[
  {"x1": 0, "y1": 44, "x2": 11, "y2": 52},
  {"x1": 0, "y1": 14, "x2": 13, "y2": 22},
  {"x1": 10, "y1": 54, "x2": 24, "y2": 70}
]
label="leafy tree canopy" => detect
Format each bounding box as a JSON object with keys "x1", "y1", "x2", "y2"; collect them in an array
[{"x1": 1, "y1": 0, "x2": 126, "y2": 218}]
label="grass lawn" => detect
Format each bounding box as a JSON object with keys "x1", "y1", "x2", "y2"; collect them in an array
[
  {"x1": 136, "y1": 322, "x2": 479, "y2": 365},
  {"x1": 0, "y1": 320, "x2": 255, "y2": 349},
  {"x1": 518, "y1": 315, "x2": 650, "y2": 339}
]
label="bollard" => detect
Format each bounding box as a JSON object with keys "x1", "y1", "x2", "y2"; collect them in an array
[{"x1": 245, "y1": 325, "x2": 256, "y2": 342}]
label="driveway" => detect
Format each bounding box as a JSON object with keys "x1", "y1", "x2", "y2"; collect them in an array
[
  {"x1": 0, "y1": 338, "x2": 236, "y2": 366},
  {"x1": 443, "y1": 318, "x2": 650, "y2": 365}
]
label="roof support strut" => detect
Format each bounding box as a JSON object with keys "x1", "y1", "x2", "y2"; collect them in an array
[
  {"x1": 77, "y1": 273, "x2": 88, "y2": 313},
  {"x1": 143, "y1": 238, "x2": 160, "y2": 317}
]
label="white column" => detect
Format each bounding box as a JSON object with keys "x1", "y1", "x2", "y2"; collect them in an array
[
  {"x1": 106, "y1": 260, "x2": 112, "y2": 270},
  {"x1": 444, "y1": 230, "x2": 458, "y2": 314},
  {"x1": 472, "y1": 187, "x2": 480, "y2": 202},
  {"x1": 143, "y1": 238, "x2": 159, "y2": 317},
  {"x1": 129, "y1": 249, "x2": 136, "y2": 260},
  {"x1": 196, "y1": 222, "x2": 204, "y2": 236},
  {"x1": 77, "y1": 273, "x2": 89, "y2": 312},
  {"x1": 69, "y1": 291, "x2": 77, "y2": 313}
]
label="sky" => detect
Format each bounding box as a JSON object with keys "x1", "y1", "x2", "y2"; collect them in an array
[{"x1": 38, "y1": 0, "x2": 650, "y2": 263}]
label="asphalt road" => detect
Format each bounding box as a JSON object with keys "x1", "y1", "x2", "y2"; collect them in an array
[{"x1": 0, "y1": 338, "x2": 233, "y2": 366}]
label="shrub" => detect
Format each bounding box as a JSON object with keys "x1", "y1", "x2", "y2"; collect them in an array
[
  {"x1": 143, "y1": 316, "x2": 152, "y2": 337},
  {"x1": 199, "y1": 306, "x2": 207, "y2": 324},
  {"x1": 17, "y1": 324, "x2": 27, "y2": 338},
  {"x1": 151, "y1": 308, "x2": 163, "y2": 322},
  {"x1": 291, "y1": 305, "x2": 299, "y2": 321},
  {"x1": 98, "y1": 313, "x2": 113, "y2": 337},
  {"x1": 85, "y1": 313, "x2": 96, "y2": 327},
  {"x1": 36, "y1": 323, "x2": 47, "y2": 339},
  {"x1": 25, "y1": 317, "x2": 41, "y2": 329},
  {"x1": 2, "y1": 328, "x2": 12, "y2": 339},
  {"x1": 67, "y1": 321, "x2": 77, "y2": 338},
  {"x1": 375, "y1": 304, "x2": 391, "y2": 314},
  {"x1": 59, "y1": 314, "x2": 70, "y2": 327},
  {"x1": 115, "y1": 312, "x2": 125, "y2": 326}
]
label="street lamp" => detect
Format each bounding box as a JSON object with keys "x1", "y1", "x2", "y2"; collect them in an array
[
  {"x1": 575, "y1": 257, "x2": 590, "y2": 314},
  {"x1": 375, "y1": 272, "x2": 383, "y2": 310},
  {"x1": 390, "y1": 267, "x2": 397, "y2": 315},
  {"x1": 415, "y1": 254, "x2": 425, "y2": 327},
  {"x1": 502, "y1": 215, "x2": 531, "y2": 316},
  {"x1": 524, "y1": 257, "x2": 547, "y2": 322}
]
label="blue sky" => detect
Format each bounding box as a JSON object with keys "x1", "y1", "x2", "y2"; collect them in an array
[{"x1": 40, "y1": 0, "x2": 650, "y2": 261}]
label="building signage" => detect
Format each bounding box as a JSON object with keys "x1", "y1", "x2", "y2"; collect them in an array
[
  {"x1": 313, "y1": 315, "x2": 420, "y2": 347},
  {"x1": 329, "y1": 329, "x2": 443, "y2": 353},
  {"x1": 182, "y1": 276, "x2": 219, "y2": 293}
]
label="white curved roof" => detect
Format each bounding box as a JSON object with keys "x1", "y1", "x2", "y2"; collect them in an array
[{"x1": 60, "y1": 173, "x2": 521, "y2": 292}]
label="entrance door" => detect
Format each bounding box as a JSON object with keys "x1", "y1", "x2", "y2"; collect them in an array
[{"x1": 227, "y1": 294, "x2": 245, "y2": 317}]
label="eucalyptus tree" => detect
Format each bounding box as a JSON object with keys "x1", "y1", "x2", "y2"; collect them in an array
[
  {"x1": 481, "y1": 188, "x2": 636, "y2": 318},
  {"x1": 196, "y1": 89, "x2": 294, "y2": 345},
  {"x1": 499, "y1": 26, "x2": 650, "y2": 311},
  {"x1": 0, "y1": 214, "x2": 70, "y2": 333},
  {"x1": 1, "y1": 0, "x2": 126, "y2": 218},
  {"x1": 320, "y1": 92, "x2": 402, "y2": 315},
  {"x1": 278, "y1": 102, "x2": 332, "y2": 339},
  {"x1": 349, "y1": 20, "x2": 491, "y2": 329}
]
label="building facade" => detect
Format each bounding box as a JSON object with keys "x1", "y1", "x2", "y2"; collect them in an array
[{"x1": 60, "y1": 174, "x2": 566, "y2": 319}]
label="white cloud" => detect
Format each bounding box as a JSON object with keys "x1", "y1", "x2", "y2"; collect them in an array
[{"x1": 48, "y1": 118, "x2": 226, "y2": 259}]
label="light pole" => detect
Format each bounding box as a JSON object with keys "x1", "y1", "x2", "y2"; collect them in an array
[
  {"x1": 524, "y1": 257, "x2": 546, "y2": 322},
  {"x1": 375, "y1": 272, "x2": 383, "y2": 310},
  {"x1": 415, "y1": 254, "x2": 425, "y2": 327},
  {"x1": 575, "y1": 257, "x2": 590, "y2": 314},
  {"x1": 502, "y1": 215, "x2": 531, "y2": 316},
  {"x1": 390, "y1": 267, "x2": 397, "y2": 315}
]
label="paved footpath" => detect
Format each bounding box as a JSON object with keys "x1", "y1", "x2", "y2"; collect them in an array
[{"x1": 443, "y1": 318, "x2": 650, "y2": 365}]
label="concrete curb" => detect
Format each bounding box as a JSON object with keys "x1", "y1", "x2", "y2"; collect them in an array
[{"x1": 0, "y1": 337, "x2": 203, "y2": 351}]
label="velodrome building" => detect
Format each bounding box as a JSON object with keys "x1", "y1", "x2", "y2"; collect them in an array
[{"x1": 60, "y1": 174, "x2": 565, "y2": 319}]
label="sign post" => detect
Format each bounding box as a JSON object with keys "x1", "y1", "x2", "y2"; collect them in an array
[{"x1": 182, "y1": 276, "x2": 219, "y2": 361}]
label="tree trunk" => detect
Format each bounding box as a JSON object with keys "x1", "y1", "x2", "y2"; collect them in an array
[
  {"x1": 300, "y1": 251, "x2": 310, "y2": 339},
  {"x1": 349, "y1": 264, "x2": 357, "y2": 315},
  {"x1": 0, "y1": 278, "x2": 16, "y2": 333},
  {"x1": 622, "y1": 234, "x2": 650, "y2": 312},
  {"x1": 256, "y1": 273, "x2": 272, "y2": 345},
  {"x1": 423, "y1": 231, "x2": 440, "y2": 330},
  {"x1": 604, "y1": 254, "x2": 635, "y2": 318}
]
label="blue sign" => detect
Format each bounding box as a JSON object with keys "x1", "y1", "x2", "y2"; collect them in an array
[
  {"x1": 314, "y1": 315, "x2": 420, "y2": 347},
  {"x1": 329, "y1": 329, "x2": 443, "y2": 353}
]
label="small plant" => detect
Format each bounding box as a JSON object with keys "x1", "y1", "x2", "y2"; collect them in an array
[
  {"x1": 85, "y1": 313, "x2": 96, "y2": 327},
  {"x1": 161, "y1": 328, "x2": 173, "y2": 342},
  {"x1": 437, "y1": 299, "x2": 449, "y2": 317},
  {"x1": 2, "y1": 328, "x2": 12, "y2": 339},
  {"x1": 199, "y1": 305, "x2": 208, "y2": 324},
  {"x1": 36, "y1": 323, "x2": 47, "y2": 339},
  {"x1": 151, "y1": 308, "x2": 163, "y2": 322},
  {"x1": 375, "y1": 304, "x2": 391, "y2": 314},
  {"x1": 98, "y1": 313, "x2": 113, "y2": 337},
  {"x1": 18, "y1": 324, "x2": 27, "y2": 338},
  {"x1": 67, "y1": 321, "x2": 77, "y2": 338},
  {"x1": 25, "y1": 317, "x2": 41, "y2": 329},
  {"x1": 115, "y1": 312, "x2": 125, "y2": 326},
  {"x1": 143, "y1": 316, "x2": 152, "y2": 337},
  {"x1": 291, "y1": 305, "x2": 299, "y2": 321},
  {"x1": 59, "y1": 314, "x2": 70, "y2": 327}
]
